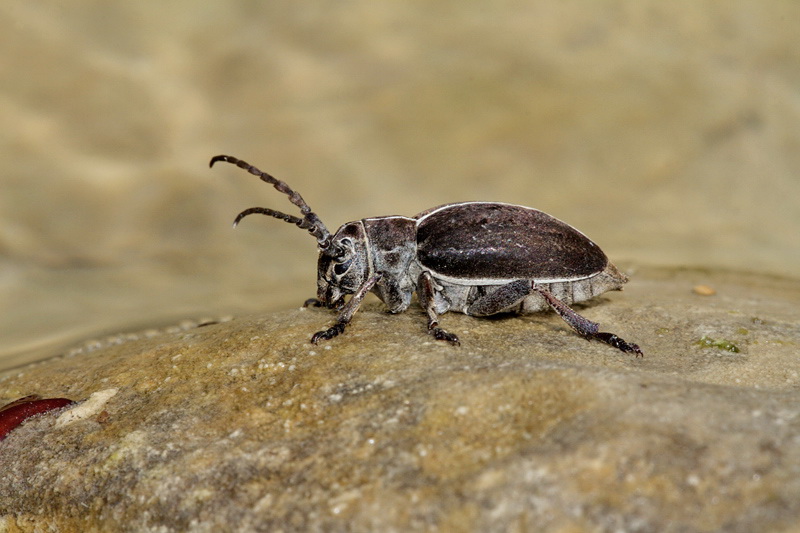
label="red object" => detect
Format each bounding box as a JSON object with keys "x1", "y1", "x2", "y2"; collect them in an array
[{"x1": 0, "y1": 395, "x2": 74, "y2": 441}]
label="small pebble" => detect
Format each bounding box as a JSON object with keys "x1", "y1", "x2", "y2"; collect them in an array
[{"x1": 693, "y1": 284, "x2": 716, "y2": 296}]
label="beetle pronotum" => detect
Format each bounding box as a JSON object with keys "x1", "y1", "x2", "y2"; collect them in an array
[{"x1": 211, "y1": 155, "x2": 642, "y2": 356}]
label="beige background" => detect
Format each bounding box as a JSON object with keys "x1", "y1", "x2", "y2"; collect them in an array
[{"x1": 1, "y1": 2, "x2": 799, "y2": 368}]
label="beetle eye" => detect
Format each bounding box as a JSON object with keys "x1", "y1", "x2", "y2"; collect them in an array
[{"x1": 333, "y1": 258, "x2": 353, "y2": 276}]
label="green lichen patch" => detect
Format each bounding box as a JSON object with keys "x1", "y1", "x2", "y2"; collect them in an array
[{"x1": 696, "y1": 335, "x2": 741, "y2": 353}]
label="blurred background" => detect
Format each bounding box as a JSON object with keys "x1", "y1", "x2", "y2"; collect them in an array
[{"x1": 1, "y1": 2, "x2": 799, "y2": 369}]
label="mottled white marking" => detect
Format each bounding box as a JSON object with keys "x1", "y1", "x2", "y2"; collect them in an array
[{"x1": 55, "y1": 388, "x2": 118, "y2": 428}]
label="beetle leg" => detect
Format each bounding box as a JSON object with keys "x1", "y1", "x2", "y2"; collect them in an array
[
  {"x1": 418, "y1": 272, "x2": 460, "y2": 345},
  {"x1": 532, "y1": 283, "x2": 643, "y2": 357},
  {"x1": 466, "y1": 279, "x2": 533, "y2": 316},
  {"x1": 310, "y1": 273, "x2": 382, "y2": 344}
]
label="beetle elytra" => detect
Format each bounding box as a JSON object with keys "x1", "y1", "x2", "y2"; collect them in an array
[{"x1": 211, "y1": 155, "x2": 642, "y2": 356}]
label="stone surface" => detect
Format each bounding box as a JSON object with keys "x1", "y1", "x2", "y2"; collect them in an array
[
  {"x1": 2, "y1": 1, "x2": 800, "y2": 369},
  {"x1": 1, "y1": 267, "x2": 799, "y2": 532}
]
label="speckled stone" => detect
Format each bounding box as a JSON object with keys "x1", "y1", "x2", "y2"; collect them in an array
[{"x1": 1, "y1": 267, "x2": 799, "y2": 532}]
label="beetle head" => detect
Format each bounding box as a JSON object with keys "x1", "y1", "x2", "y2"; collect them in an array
[{"x1": 316, "y1": 222, "x2": 371, "y2": 309}]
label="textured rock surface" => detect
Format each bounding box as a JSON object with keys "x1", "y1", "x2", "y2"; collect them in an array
[
  {"x1": 2, "y1": 1, "x2": 800, "y2": 369},
  {"x1": 1, "y1": 267, "x2": 799, "y2": 532}
]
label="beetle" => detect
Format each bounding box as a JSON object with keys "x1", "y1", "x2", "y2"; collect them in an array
[{"x1": 211, "y1": 155, "x2": 642, "y2": 356}]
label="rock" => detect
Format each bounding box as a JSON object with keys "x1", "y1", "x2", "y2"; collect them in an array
[{"x1": 1, "y1": 267, "x2": 799, "y2": 532}]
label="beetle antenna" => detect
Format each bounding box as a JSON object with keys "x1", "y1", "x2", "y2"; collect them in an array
[
  {"x1": 233, "y1": 207, "x2": 303, "y2": 228},
  {"x1": 232, "y1": 207, "x2": 331, "y2": 245},
  {"x1": 211, "y1": 155, "x2": 335, "y2": 251}
]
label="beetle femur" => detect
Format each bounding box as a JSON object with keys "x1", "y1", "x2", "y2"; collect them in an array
[{"x1": 211, "y1": 155, "x2": 336, "y2": 253}]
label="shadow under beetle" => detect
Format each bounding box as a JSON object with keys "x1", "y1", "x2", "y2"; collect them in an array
[{"x1": 211, "y1": 155, "x2": 642, "y2": 356}]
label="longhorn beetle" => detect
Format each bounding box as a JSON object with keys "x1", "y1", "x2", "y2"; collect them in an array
[{"x1": 211, "y1": 155, "x2": 642, "y2": 356}]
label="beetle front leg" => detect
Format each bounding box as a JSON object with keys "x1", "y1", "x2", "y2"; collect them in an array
[
  {"x1": 417, "y1": 272, "x2": 460, "y2": 345},
  {"x1": 310, "y1": 273, "x2": 382, "y2": 344},
  {"x1": 532, "y1": 283, "x2": 643, "y2": 357}
]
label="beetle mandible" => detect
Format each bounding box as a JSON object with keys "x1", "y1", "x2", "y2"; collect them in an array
[{"x1": 211, "y1": 155, "x2": 642, "y2": 356}]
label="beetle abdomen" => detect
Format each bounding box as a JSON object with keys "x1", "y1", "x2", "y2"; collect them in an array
[{"x1": 416, "y1": 202, "x2": 608, "y2": 282}]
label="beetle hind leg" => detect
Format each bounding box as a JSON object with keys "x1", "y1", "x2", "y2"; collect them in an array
[
  {"x1": 418, "y1": 272, "x2": 460, "y2": 346},
  {"x1": 466, "y1": 279, "x2": 532, "y2": 316},
  {"x1": 532, "y1": 283, "x2": 643, "y2": 357}
]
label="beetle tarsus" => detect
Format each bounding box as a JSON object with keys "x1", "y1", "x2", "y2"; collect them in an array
[
  {"x1": 593, "y1": 332, "x2": 643, "y2": 357},
  {"x1": 311, "y1": 322, "x2": 346, "y2": 344},
  {"x1": 430, "y1": 326, "x2": 460, "y2": 346},
  {"x1": 303, "y1": 298, "x2": 323, "y2": 308}
]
